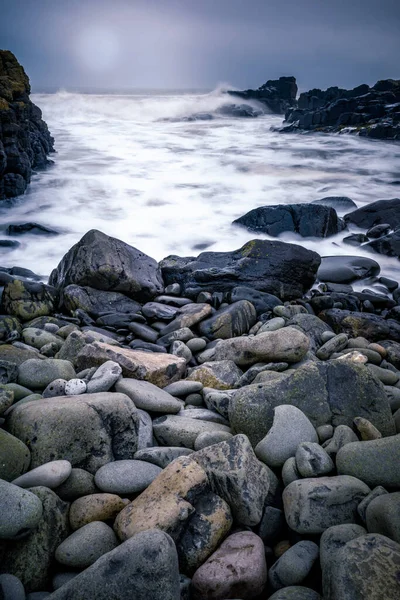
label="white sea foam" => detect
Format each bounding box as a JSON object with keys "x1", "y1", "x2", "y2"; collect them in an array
[{"x1": 0, "y1": 89, "x2": 400, "y2": 280}]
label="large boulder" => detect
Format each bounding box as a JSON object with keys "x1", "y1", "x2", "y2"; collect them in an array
[
  {"x1": 230, "y1": 359, "x2": 394, "y2": 446},
  {"x1": 61, "y1": 285, "x2": 141, "y2": 318},
  {"x1": 344, "y1": 198, "x2": 400, "y2": 229},
  {"x1": 0, "y1": 279, "x2": 57, "y2": 321},
  {"x1": 7, "y1": 392, "x2": 139, "y2": 472},
  {"x1": 160, "y1": 239, "x2": 321, "y2": 301},
  {"x1": 320, "y1": 309, "x2": 400, "y2": 342},
  {"x1": 233, "y1": 204, "x2": 345, "y2": 238},
  {"x1": 49, "y1": 229, "x2": 164, "y2": 302}
]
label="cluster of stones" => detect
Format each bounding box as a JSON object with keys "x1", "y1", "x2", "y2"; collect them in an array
[
  {"x1": 0, "y1": 227, "x2": 400, "y2": 599},
  {"x1": 282, "y1": 78, "x2": 400, "y2": 140},
  {"x1": 0, "y1": 50, "x2": 54, "y2": 201}
]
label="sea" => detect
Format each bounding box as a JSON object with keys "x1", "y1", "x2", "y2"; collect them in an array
[{"x1": 1, "y1": 88, "x2": 400, "y2": 282}]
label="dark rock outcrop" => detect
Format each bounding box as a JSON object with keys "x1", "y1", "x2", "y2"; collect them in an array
[
  {"x1": 228, "y1": 76, "x2": 298, "y2": 114},
  {"x1": 160, "y1": 239, "x2": 321, "y2": 301},
  {"x1": 0, "y1": 50, "x2": 54, "y2": 199},
  {"x1": 233, "y1": 204, "x2": 345, "y2": 238},
  {"x1": 344, "y1": 198, "x2": 400, "y2": 230},
  {"x1": 283, "y1": 79, "x2": 400, "y2": 139}
]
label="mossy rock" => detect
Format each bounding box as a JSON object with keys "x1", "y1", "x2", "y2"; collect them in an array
[
  {"x1": 0, "y1": 315, "x2": 22, "y2": 343},
  {"x1": 1, "y1": 279, "x2": 57, "y2": 321},
  {"x1": 0, "y1": 429, "x2": 30, "y2": 481}
]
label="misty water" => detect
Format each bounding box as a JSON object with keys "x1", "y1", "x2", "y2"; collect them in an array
[{"x1": 1, "y1": 89, "x2": 400, "y2": 282}]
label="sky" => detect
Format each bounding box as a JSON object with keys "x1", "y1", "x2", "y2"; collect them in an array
[{"x1": 0, "y1": 0, "x2": 399, "y2": 92}]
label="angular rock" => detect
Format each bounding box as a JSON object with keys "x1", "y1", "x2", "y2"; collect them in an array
[
  {"x1": 191, "y1": 531, "x2": 267, "y2": 600},
  {"x1": 187, "y1": 360, "x2": 243, "y2": 390},
  {"x1": 75, "y1": 341, "x2": 186, "y2": 387},
  {"x1": 344, "y1": 197, "x2": 400, "y2": 229},
  {"x1": 233, "y1": 203, "x2": 345, "y2": 238},
  {"x1": 47, "y1": 529, "x2": 181, "y2": 600},
  {"x1": 7, "y1": 392, "x2": 139, "y2": 472},
  {"x1": 49, "y1": 229, "x2": 164, "y2": 302},
  {"x1": 321, "y1": 308, "x2": 400, "y2": 342},
  {"x1": 197, "y1": 300, "x2": 257, "y2": 340},
  {"x1": 1, "y1": 280, "x2": 57, "y2": 321},
  {"x1": 283, "y1": 475, "x2": 370, "y2": 534},
  {"x1": 159, "y1": 303, "x2": 213, "y2": 335},
  {"x1": 336, "y1": 435, "x2": 400, "y2": 488},
  {"x1": 62, "y1": 284, "x2": 141, "y2": 318},
  {"x1": 213, "y1": 326, "x2": 309, "y2": 366},
  {"x1": 160, "y1": 239, "x2": 321, "y2": 301},
  {"x1": 133, "y1": 447, "x2": 194, "y2": 469}
]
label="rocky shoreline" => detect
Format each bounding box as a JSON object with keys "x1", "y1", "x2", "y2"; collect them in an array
[{"x1": 1, "y1": 223, "x2": 400, "y2": 599}]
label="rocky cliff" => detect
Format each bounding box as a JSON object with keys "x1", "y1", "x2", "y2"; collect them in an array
[
  {"x1": 227, "y1": 76, "x2": 298, "y2": 114},
  {"x1": 0, "y1": 50, "x2": 54, "y2": 200},
  {"x1": 282, "y1": 79, "x2": 400, "y2": 139}
]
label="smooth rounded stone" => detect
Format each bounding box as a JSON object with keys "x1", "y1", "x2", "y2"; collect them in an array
[
  {"x1": 395, "y1": 408, "x2": 400, "y2": 432},
  {"x1": 136, "y1": 408, "x2": 154, "y2": 450},
  {"x1": 53, "y1": 468, "x2": 98, "y2": 501},
  {"x1": 11, "y1": 460, "x2": 72, "y2": 490},
  {"x1": 3, "y1": 383, "x2": 33, "y2": 401},
  {"x1": 367, "y1": 363, "x2": 399, "y2": 385},
  {"x1": 0, "y1": 574, "x2": 26, "y2": 600},
  {"x1": 85, "y1": 360, "x2": 122, "y2": 393},
  {"x1": 115, "y1": 378, "x2": 182, "y2": 413},
  {"x1": 321, "y1": 330, "x2": 336, "y2": 343},
  {"x1": 295, "y1": 442, "x2": 334, "y2": 477},
  {"x1": 255, "y1": 405, "x2": 318, "y2": 468},
  {"x1": 357, "y1": 486, "x2": 389, "y2": 522},
  {"x1": 0, "y1": 479, "x2": 43, "y2": 539},
  {"x1": 282, "y1": 457, "x2": 301, "y2": 486},
  {"x1": 214, "y1": 326, "x2": 309, "y2": 366},
  {"x1": 258, "y1": 506, "x2": 284, "y2": 544},
  {"x1": 353, "y1": 416, "x2": 382, "y2": 440},
  {"x1": 69, "y1": 493, "x2": 128, "y2": 530},
  {"x1": 186, "y1": 338, "x2": 207, "y2": 353},
  {"x1": 5, "y1": 394, "x2": 43, "y2": 416},
  {"x1": 129, "y1": 339, "x2": 167, "y2": 353},
  {"x1": 320, "y1": 523, "x2": 367, "y2": 600},
  {"x1": 283, "y1": 475, "x2": 370, "y2": 534},
  {"x1": 336, "y1": 435, "x2": 400, "y2": 488},
  {"x1": 55, "y1": 521, "x2": 119, "y2": 568},
  {"x1": 163, "y1": 380, "x2": 203, "y2": 396},
  {"x1": 316, "y1": 333, "x2": 348, "y2": 360},
  {"x1": 187, "y1": 360, "x2": 243, "y2": 390},
  {"x1": 142, "y1": 302, "x2": 178, "y2": 320},
  {"x1": 323, "y1": 424, "x2": 359, "y2": 457},
  {"x1": 153, "y1": 415, "x2": 231, "y2": 449},
  {"x1": 27, "y1": 593, "x2": 51, "y2": 599},
  {"x1": 165, "y1": 283, "x2": 181, "y2": 295},
  {"x1": 366, "y1": 492, "x2": 400, "y2": 543},
  {"x1": 347, "y1": 336, "x2": 370, "y2": 349},
  {"x1": 317, "y1": 255, "x2": 380, "y2": 284},
  {"x1": 385, "y1": 385, "x2": 400, "y2": 411},
  {"x1": 191, "y1": 531, "x2": 267, "y2": 600},
  {"x1": 134, "y1": 447, "x2": 193, "y2": 468},
  {"x1": 326, "y1": 533, "x2": 400, "y2": 600},
  {"x1": 0, "y1": 429, "x2": 30, "y2": 482},
  {"x1": 203, "y1": 388, "x2": 232, "y2": 420},
  {"x1": 268, "y1": 587, "x2": 321, "y2": 600},
  {"x1": 177, "y1": 408, "x2": 229, "y2": 426},
  {"x1": 94, "y1": 460, "x2": 162, "y2": 495},
  {"x1": 18, "y1": 359, "x2": 76, "y2": 390},
  {"x1": 177, "y1": 490, "x2": 233, "y2": 576},
  {"x1": 274, "y1": 305, "x2": 308, "y2": 319},
  {"x1": 194, "y1": 431, "x2": 233, "y2": 450},
  {"x1": 185, "y1": 393, "x2": 204, "y2": 406},
  {"x1": 52, "y1": 573, "x2": 79, "y2": 590},
  {"x1": 159, "y1": 303, "x2": 213, "y2": 336},
  {"x1": 41, "y1": 379, "x2": 67, "y2": 398},
  {"x1": 157, "y1": 326, "x2": 195, "y2": 347},
  {"x1": 257, "y1": 317, "x2": 286, "y2": 333},
  {"x1": 7, "y1": 392, "x2": 139, "y2": 473},
  {"x1": 64, "y1": 378, "x2": 87, "y2": 395},
  {"x1": 128, "y1": 321, "x2": 158, "y2": 343},
  {"x1": 317, "y1": 424, "x2": 333, "y2": 443},
  {"x1": 48, "y1": 529, "x2": 180, "y2": 600},
  {"x1": 171, "y1": 340, "x2": 192, "y2": 363},
  {"x1": 268, "y1": 540, "x2": 319, "y2": 591},
  {"x1": 313, "y1": 195, "x2": 357, "y2": 213},
  {"x1": 22, "y1": 328, "x2": 61, "y2": 351}
]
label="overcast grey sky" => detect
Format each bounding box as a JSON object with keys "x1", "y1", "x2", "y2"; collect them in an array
[{"x1": 1, "y1": 0, "x2": 399, "y2": 92}]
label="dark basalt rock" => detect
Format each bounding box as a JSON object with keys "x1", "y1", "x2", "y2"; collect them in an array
[
  {"x1": 0, "y1": 50, "x2": 54, "y2": 200},
  {"x1": 311, "y1": 196, "x2": 357, "y2": 214},
  {"x1": 160, "y1": 239, "x2": 321, "y2": 301},
  {"x1": 283, "y1": 79, "x2": 400, "y2": 140},
  {"x1": 49, "y1": 229, "x2": 164, "y2": 302},
  {"x1": 61, "y1": 284, "x2": 141, "y2": 319},
  {"x1": 229, "y1": 286, "x2": 282, "y2": 315},
  {"x1": 366, "y1": 230, "x2": 400, "y2": 258},
  {"x1": 344, "y1": 198, "x2": 400, "y2": 229},
  {"x1": 227, "y1": 76, "x2": 298, "y2": 114},
  {"x1": 320, "y1": 308, "x2": 400, "y2": 342},
  {"x1": 233, "y1": 204, "x2": 345, "y2": 238},
  {"x1": 317, "y1": 255, "x2": 380, "y2": 284},
  {"x1": 6, "y1": 223, "x2": 59, "y2": 236}
]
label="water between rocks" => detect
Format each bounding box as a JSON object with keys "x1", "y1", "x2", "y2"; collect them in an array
[{"x1": 1, "y1": 88, "x2": 400, "y2": 281}]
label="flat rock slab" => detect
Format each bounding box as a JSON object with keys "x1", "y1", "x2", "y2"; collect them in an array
[
  {"x1": 47, "y1": 529, "x2": 181, "y2": 600},
  {"x1": 115, "y1": 378, "x2": 182, "y2": 413},
  {"x1": 7, "y1": 392, "x2": 139, "y2": 473},
  {"x1": 76, "y1": 341, "x2": 186, "y2": 387},
  {"x1": 283, "y1": 475, "x2": 370, "y2": 534}
]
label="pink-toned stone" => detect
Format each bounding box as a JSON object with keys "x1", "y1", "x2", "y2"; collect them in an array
[{"x1": 191, "y1": 531, "x2": 267, "y2": 599}]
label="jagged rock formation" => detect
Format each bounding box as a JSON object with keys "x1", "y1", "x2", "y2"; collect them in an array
[
  {"x1": 282, "y1": 79, "x2": 400, "y2": 140},
  {"x1": 227, "y1": 76, "x2": 298, "y2": 114},
  {"x1": 0, "y1": 50, "x2": 54, "y2": 200}
]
